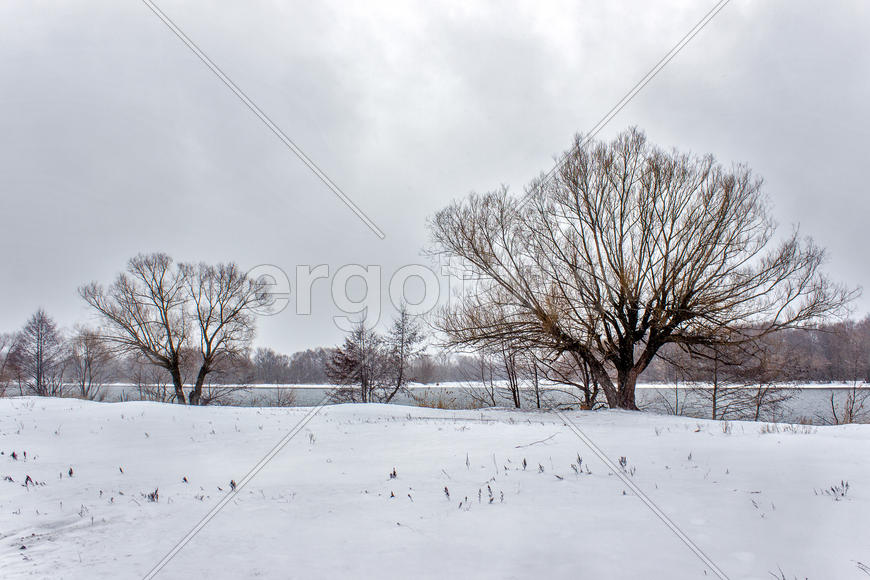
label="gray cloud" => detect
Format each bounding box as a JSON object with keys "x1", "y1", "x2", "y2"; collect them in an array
[{"x1": 0, "y1": 0, "x2": 866, "y2": 352}]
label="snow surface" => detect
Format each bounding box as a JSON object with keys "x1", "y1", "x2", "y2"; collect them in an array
[{"x1": 0, "y1": 398, "x2": 867, "y2": 579}]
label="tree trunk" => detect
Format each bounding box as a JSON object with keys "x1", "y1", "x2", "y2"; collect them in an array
[
  {"x1": 189, "y1": 365, "x2": 209, "y2": 405},
  {"x1": 170, "y1": 366, "x2": 186, "y2": 404},
  {"x1": 582, "y1": 354, "x2": 618, "y2": 408},
  {"x1": 711, "y1": 357, "x2": 719, "y2": 420},
  {"x1": 532, "y1": 364, "x2": 541, "y2": 409},
  {"x1": 617, "y1": 379, "x2": 640, "y2": 410},
  {"x1": 385, "y1": 364, "x2": 404, "y2": 403},
  {"x1": 614, "y1": 368, "x2": 640, "y2": 410}
]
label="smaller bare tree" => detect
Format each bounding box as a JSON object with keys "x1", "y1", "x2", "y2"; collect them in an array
[
  {"x1": 460, "y1": 350, "x2": 500, "y2": 407},
  {"x1": 822, "y1": 384, "x2": 870, "y2": 425},
  {"x1": 496, "y1": 342, "x2": 528, "y2": 409},
  {"x1": 9, "y1": 310, "x2": 68, "y2": 397},
  {"x1": 641, "y1": 345, "x2": 695, "y2": 416},
  {"x1": 0, "y1": 333, "x2": 14, "y2": 397},
  {"x1": 520, "y1": 351, "x2": 544, "y2": 409},
  {"x1": 250, "y1": 387, "x2": 297, "y2": 407},
  {"x1": 687, "y1": 345, "x2": 752, "y2": 420},
  {"x1": 738, "y1": 335, "x2": 800, "y2": 422},
  {"x1": 383, "y1": 304, "x2": 425, "y2": 402},
  {"x1": 69, "y1": 326, "x2": 112, "y2": 400},
  {"x1": 326, "y1": 320, "x2": 390, "y2": 403}
]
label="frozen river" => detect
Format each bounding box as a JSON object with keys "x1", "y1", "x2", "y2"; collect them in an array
[{"x1": 83, "y1": 382, "x2": 867, "y2": 424}]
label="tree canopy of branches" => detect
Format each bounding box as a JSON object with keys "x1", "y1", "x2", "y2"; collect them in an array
[
  {"x1": 431, "y1": 128, "x2": 854, "y2": 409},
  {"x1": 80, "y1": 253, "x2": 261, "y2": 405}
]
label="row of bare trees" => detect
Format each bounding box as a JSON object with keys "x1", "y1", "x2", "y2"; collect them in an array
[
  {"x1": 251, "y1": 347, "x2": 333, "y2": 384},
  {"x1": 0, "y1": 311, "x2": 113, "y2": 399},
  {"x1": 446, "y1": 323, "x2": 868, "y2": 422},
  {"x1": 458, "y1": 346, "x2": 599, "y2": 410},
  {"x1": 640, "y1": 319, "x2": 870, "y2": 422},
  {"x1": 4, "y1": 124, "x2": 868, "y2": 418},
  {"x1": 644, "y1": 318, "x2": 870, "y2": 384}
]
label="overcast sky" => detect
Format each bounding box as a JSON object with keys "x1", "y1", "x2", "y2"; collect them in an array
[{"x1": 1, "y1": 0, "x2": 867, "y2": 353}]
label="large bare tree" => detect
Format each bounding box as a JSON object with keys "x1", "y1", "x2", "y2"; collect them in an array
[
  {"x1": 80, "y1": 253, "x2": 260, "y2": 405},
  {"x1": 80, "y1": 254, "x2": 189, "y2": 402},
  {"x1": 431, "y1": 128, "x2": 853, "y2": 409}
]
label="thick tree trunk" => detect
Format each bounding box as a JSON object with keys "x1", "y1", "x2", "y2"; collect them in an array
[
  {"x1": 616, "y1": 377, "x2": 640, "y2": 410},
  {"x1": 582, "y1": 362, "x2": 641, "y2": 410},
  {"x1": 189, "y1": 365, "x2": 209, "y2": 405},
  {"x1": 170, "y1": 366, "x2": 186, "y2": 404},
  {"x1": 609, "y1": 365, "x2": 641, "y2": 410}
]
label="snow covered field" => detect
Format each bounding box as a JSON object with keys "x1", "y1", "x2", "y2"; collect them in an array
[{"x1": 1, "y1": 398, "x2": 868, "y2": 579}]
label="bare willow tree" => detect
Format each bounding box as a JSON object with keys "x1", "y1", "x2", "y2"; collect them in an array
[
  {"x1": 431, "y1": 128, "x2": 853, "y2": 410},
  {"x1": 81, "y1": 254, "x2": 189, "y2": 402},
  {"x1": 80, "y1": 253, "x2": 261, "y2": 405},
  {"x1": 181, "y1": 262, "x2": 259, "y2": 405}
]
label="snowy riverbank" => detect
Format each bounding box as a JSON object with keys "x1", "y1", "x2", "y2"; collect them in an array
[{"x1": 1, "y1": 398, "x2": 868, "y2": 578}]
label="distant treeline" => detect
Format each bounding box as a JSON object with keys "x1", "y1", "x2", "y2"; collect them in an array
[
  {"x1": 641, "y1": 318, "x2": 870, "y2": 384},
  {"x1": 238, "y1": 317, "x2": 870, "y2": 386},
  {"x1": 2, "y1": 314, "x2": 868, "y2": 395}
]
